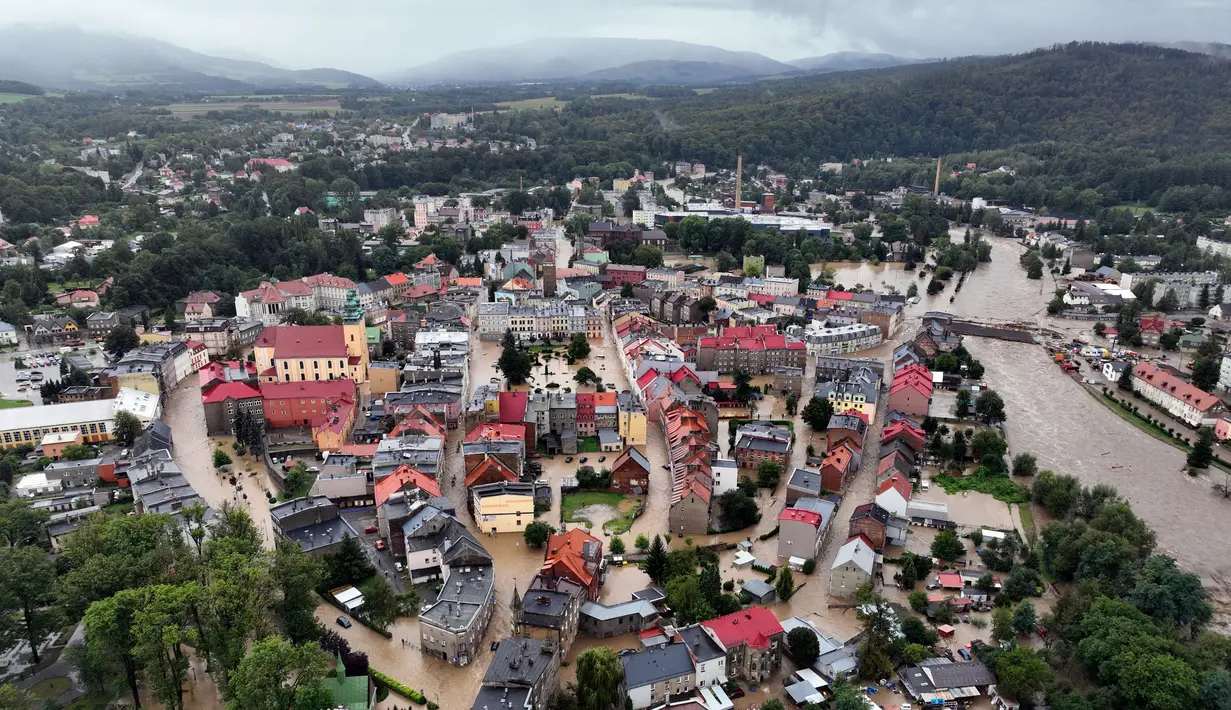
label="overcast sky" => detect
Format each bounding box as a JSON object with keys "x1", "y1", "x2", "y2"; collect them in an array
[{"x1": 4, "y1": 0, "x2": 1231, "y2": 76}]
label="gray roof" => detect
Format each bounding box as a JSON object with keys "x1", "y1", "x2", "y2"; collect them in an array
[
  {"x1": 598, "y1": 429, "x2": 621, "y2": 445},
  {"x1": 899, "y1": 660, "x2": 996, "y2": 694},
  {"x1": 742, "y1": 578, "x2": 776, "y2": 599},
  {"x1": 471, "y1": 687, "x2": 530, "y2": 710},
  {"x1": 579, "y1": 599, "x2": 658, "y2": 621},
  {"x1": 520, "y1": 589, "x2": 573, "y2": 622},
  {"x1": 283, "y1": 517, "x2": 360, "y2": 553},
  {"x1": 481, "y1": 637, "x2": 556, "y2": 687},
  {"x1": 676, "y1": 625, "x2": 725, "y2": 663},
  {"x1": 736, "y1": 435, "x2": 790, "y2": 454},
  {"x1": 420, "y1": 564, "x2": 494, "y2": 632},
  {"x1": 621, "y1": 644, "x2": 694, "y2": 688},
  {"x1": 787, "y1": 468, "x2": 823, "y2": 495},
  {"x1": 631, "y1": 587, "x2": 665, "y2": 603}
]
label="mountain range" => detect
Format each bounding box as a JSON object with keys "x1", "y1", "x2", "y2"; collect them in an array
[{"x1": 0, "y1": 25, "x2": 383, "y2": 91}]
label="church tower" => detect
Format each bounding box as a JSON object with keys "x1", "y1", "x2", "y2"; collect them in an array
[{"x1": 341, "y1": 288, "x2": 369, "y2": 383}]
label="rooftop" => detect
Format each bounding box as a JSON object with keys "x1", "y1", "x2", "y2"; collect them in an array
[
  {"x1": 621, "y1": 643, "x2": 695, "y2": 688},
  {"x1": 701, "y1": 607, "x2": 784, "y2": 650}
]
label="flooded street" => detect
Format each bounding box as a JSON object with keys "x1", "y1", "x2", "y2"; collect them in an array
[{"x1": 154, "y1": 229, "x2": 1231, "y2": 710}]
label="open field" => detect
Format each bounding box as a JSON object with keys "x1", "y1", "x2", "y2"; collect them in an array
[
  {"x1": 494, "y1": 97, "x2": 568, "y2": 111},
  {"x1": 0, "y1": 93, "x2": 36, "y2": 103},
  {"x1": 591, "y1": 93, "x2": 650, "y2": 100},
  {"x1": 0, "y1": 399, "x2": 33, "y2": 409},
  {"x1": 167, "y1": 99, "x2": 342, "y2": 117},
  {"x1": 693, "y1": 87, "x2": 716, "y2": 94}
]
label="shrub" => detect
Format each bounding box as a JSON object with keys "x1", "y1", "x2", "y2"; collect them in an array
[
  {"x1": 802, "y1": 559, "x2": 816, "y2": 574},
  {"x1": 370, "y1": 670, "x2": 427, "y2": 705}
]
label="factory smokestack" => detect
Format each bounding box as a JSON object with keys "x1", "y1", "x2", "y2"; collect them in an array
[{"x1": 934, "y1": 156, "x2": 942, "y2": 197}]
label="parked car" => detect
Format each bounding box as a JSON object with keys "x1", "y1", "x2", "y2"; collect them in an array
[
  {"x1": 958, "y1": 648, "x2": 971, "y2": 661},
  {"x1": 565, "y1": 457, "x2": 573, "y2": 463},
  {"x1": 725, "y1": 686, "x2": 745, "y2": 699},
  {"x1": 336, "y1": 616, "x2": 352, "y2": 629},
  {"x1": 579, "y1": 457, "x2": 587, "y2": 463},
  {"x1": 374, "y1": 539, "x2": 386, "y2": 551},
  {"x1": 364, "y1": 525, "x2": 378, "y2": 534},
  {"x1": 598, "y1": 456, "x2": 606, "y2": 462},
  {"x1": 617, "y1": 648, "x2": 637, "y2": 657}
]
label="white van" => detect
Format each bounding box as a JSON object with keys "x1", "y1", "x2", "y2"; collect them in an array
[{"x1": 920, "y1": 478, "x2": 931, "y2": 491}]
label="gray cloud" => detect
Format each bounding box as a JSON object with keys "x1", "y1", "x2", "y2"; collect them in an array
[{"x1": 1, "y1": 0, "x2": 1231, "y2": 74}]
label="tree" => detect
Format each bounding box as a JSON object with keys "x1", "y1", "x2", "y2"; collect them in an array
[
  {"x1": 631, "y1": 245, "x2": 664, "y2": 268},
  {"x1": 971, "y1": 430, "x2": 1008, "y2": 470},
  {"x1": 931, "y1": 529, "x2": 965, "y2": 561},
  {"x1": 1032, "y1": 470, "x2": 1082, "y2": 518},
  {"x1": 634, "y1": 533, "x2": 649, "y2": 551},
  {"x1": 699, "y1": 565, "x2": 721, "y2": 600},
  {"x1": 608, "y1": 536, "x2": 625, "y2": 555},
  {"x1": 524, "y1": 521, "x2": 552, "y2": 547},
  {"x1": 715, "y1": 251, "x2": 737, "y2": 272},
  {"x1": 975, "y1": 390, "x2": 1006, "y2": 424},
  {"x1": 1012, "y1": 452, "x2": 1038, "y2": 477},
  {"x1": 785, "y1": 392, "x2": 798, "y2": 416},
  {"x1": 620, "y1": 282, "x2": 634, "y2": 298},
  {"x1": 60, "y1": 444, "x2": 94, "y2": 461},
  {"x1": 641, "y1": 535, "x2": 668, "y2": 585},
  {"x1": 131, "y1": 583, "x2": 198, "y2": 710},
  {"x1": 906, "y1": 282, "x2": 919, "y2": 299},
  {"x1": 775, "y1": 566, "x2": 796, "y2": 601},
  {"x1": 362, "y1": 576, "x2": 398, "y2": 631},
  {"x1": 285, "y1": 461, "x2": 312, "y2": 498},
  {"x1": 1027, "y1": 261, "x2": 1043, "y2": 279},
  {"x1": 1131, "y1": 555, "x2": 1212, "y2": 629},
  {"x1": 801, "y1": 396, "x2": 833, "y2": 431},
  {"x1": 908, "y1": 590, "x2": 928, "y2": 614},
  {"x1": 696, "y1": 296, "x2": 717, "y2": 320},
  {"x1": 0, "y1": 501, "x2": 50, "y2": 548},
  {"x1": 113, "y1": 411, "x2": 142, "y2": 447},
  {"x1": 213, "y1": 448, "x2": 232, "y2": 469},
  {"x1": 665, "y1": 576, "x2": 713, "y2": 625},
  {"x1": 1013, "y1": 600, "x2": 1038, "y2": 635},
  {"x1": 323, "y1": 535, "x2": 374, "y2": 588},
  {"x1": 497, "y1": 334, "x2": 533, "y2": 386},
  {"x1": 992, "y1": 647, "x2": 1050, "y2": 701},
  {"x1": 760, "y1": 700, "x2": 786, "y2": 710},
  {"x1": 566, "y1": 333, "x2": 591, "y2": 360},
  {"x1": 992, "y1": 606, "x2": 1015, "y2": 643},
  {"x1": 0, "y1": 546, "x2": 59, "y2": 663},
  {"x1": 956, "y1": 389, "x2": 972, "y2": 418},
  {"x1": 1188, "y1": 426, "x2": 1215, "y2": 469},
  {"x1": 574, "y1": 367, "x2": 600, "y2": 386},
  {"x1": 104, "y1": 325, "x2": 141, "y2": 359},
  {"x1": 271, "y1": 540, "x2": 322, "y2": 643},
  {"x1": 228, "y1": 636, "x2": 331, "y2": 710},
  {"x1": 716, "y1": 488, "x2": 759, "y2": 531},
  {"x1": 756, "y1": 460, "x2": 782, "y2": 488},
  {"x1": 574, "y1": 647, "x2": 624, "y2": 710},
  {"x1": 901, "y1": 616, "x2": 940, "y2": 647}
]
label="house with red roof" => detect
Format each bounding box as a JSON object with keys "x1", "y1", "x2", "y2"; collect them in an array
[
  {"x1": 700, "y1": 608, "x2": 784, "y2": 683},
  {"x1": 541, "y1": 528, "x2": 605, "y2": 600},
  {"x1": 77, "y1": 215, "x2": 100, "y2": 228},
  {"x1": 664, "y1": 403, "x2": 715, "y2": 534},
  {"x1": 1138, "y1": 312, "x2": 1168, "y2": 347},
  {"x1": 260, "y1": 379, "x2": 357, "y2": 451},
  {"x1": 463, "y1": 456, "x2": 519, "y2": 488},
  {"x1": 880, "y1": 419, "x2": 926, "y2": 453},
  {"x1": 245, "y1": 157, "x2": 296, "y2": 172},
  {"x1": 888, "y1": 363, "x2": 933, "y2": 417},
  {"x1": 874, "y1": 472, "x2": 913, "y2": 517},
  {"x1": 1132, "y1": 361, "x2": 1226, "y2": 426},
  {"x1": 777, "y1": 505, "x2": 829, "y2": 561},
  {"x1": 201, "y1": 381, "x2": 263, "y2": 436},
  {"x1": 820, "y1": 441, "x2": 859, "y2": 492},
  {"x1": 695, "y1": 328, "x2": 805, "y2": 374},
  {"x1": 374, "y1": 464, "x2": 441, "y2": 508}
]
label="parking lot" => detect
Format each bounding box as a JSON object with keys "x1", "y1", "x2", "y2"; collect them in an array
[{"x1": 0, "y1": 346, "x2": 108, "y2": 406}]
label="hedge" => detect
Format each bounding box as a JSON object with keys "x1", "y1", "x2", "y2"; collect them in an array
[{"x1": 370, "y1": 669, "x2": 427, "y2": 705}]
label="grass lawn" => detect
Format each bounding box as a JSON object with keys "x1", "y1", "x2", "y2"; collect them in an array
[
  {"x1": 65, "y1": 692, "x2": 112, "y2": 710},
  {"x1": 577, "y1": 436, "x2": 601, "y2": 453},
  {"x1": 562, "y1": 491, "x2": 637, "y2": 531},
  {"x1": 0, "y1": 399, "x2": 33, "y2": 410},
  {"x1": 495, "y1": 97, "x2": 568, "y2": 111},
  {"x1": 934, "y1": 469, "x2": 1030, "y2": 504},
  {"x1": 103, "y1": 501, "x2": 134, "y2": 516},
  {"x1": 1018, "y1": 503, "x2": 1035, "y2": 535},
  {"x1": 29, "y1": 677, "x2": 71, "y2": 699},
  {"x1": 0, "y1": 93, "x2": 37, "y2": 104},
  {"x1": 47, "y1": 280, "x2": 93, "y2": 294}
]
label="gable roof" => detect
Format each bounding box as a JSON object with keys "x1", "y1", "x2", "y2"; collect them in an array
[
  {"x1": 876, "y1": 472, "x2": 912, "y2": 501},
  {"x1": 374, "y1": 465, "x2": 441, "y2": 507},
  {"x1": 701, "y1": 607, "x2": 784, "y2": 650}
]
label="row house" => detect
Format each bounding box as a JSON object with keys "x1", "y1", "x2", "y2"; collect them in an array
[
  {"x1": 664, "y1": 403, "x2": 715, "y2": 535},
  {"x1": 733, "y1": 422, "x2": 793, "y2": 469},
  {"x1": 695, "y1": 329, "x2": 806, "y2": 375},
  {"x1": 235, "y1": 272, "x2": 357, "y2": 324},
  {"x1": 182, "y1": 317, "x2": 264, "y2": 357}
]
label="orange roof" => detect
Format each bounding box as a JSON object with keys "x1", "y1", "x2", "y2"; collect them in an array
[
  {"x1": 542, "y1": 528, "x2": 601, "y2": 588},
  {"x1": 383, "y1": 272, "x2": 410, "y2": 286},
  {"x1": 593, "y1": 392, "x2": 617, "y2": 407},
  {"x1": 876, "y1": 472, "x2": 912, "y2": 501},
  {"x1": 823, "y1": 446, "x2": 853, "y2": 472},
  {"x1": 453, "y1": 277, "x2": 482, "y2": 287},
  {"x1": 464, "y1": 456, "x2": 519, "y2": 487},
  {"x1": 465, "y1": 423, "x2": 526, "y2": 443},
  {"x1": 338, "y1": 444, "x2": 378, "y2": 457},
  {"x1": 374, "y1": 465, "x2": 441, "y2": 507}
]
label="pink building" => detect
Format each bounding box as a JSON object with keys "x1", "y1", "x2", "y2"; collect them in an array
[
  {"x1": 1216, "y1": 416, "x2": 1231, "y2": 441},
  {"x1": 605, "y1": 264, "x2": 647, "y2": 287}
]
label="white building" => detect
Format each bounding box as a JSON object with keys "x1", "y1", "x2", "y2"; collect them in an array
[
  {"x1": 1132, "y1": 362, "x2": 1225, "y2": 426},
  {"x1": 15, "y1": 473, "x2": 60, "y2": 498},
  {"x1": 0, "y1": 321, "x2": 17, "y2": 346},
  {"x1": 830, "y1": 536, "x2": 875, "y2": 597},
  {"x1": 803, "y1": 322, "x2": 883, "y2": 356},
  {"x1": 113, "y1": 387, "x2": 162, "y2": 423},
  {"x1": 710, "y1": 459, "x2": 739, "y2": 497}
]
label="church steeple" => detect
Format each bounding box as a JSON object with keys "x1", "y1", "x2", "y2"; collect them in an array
[{"x1": 343, "y1": 287, "x2": 362, "y2": 325}]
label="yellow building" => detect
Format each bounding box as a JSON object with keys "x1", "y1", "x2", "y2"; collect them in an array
[
  {"x1": 612, "y1": 178, "x2": 631, "y2": 192},
  {"x1": 0, "y1": 400, "x2": 114, "y2": 450},
  {"x1": 254, "y1": 325, "x2": 368, "y2": 384},
  {"x1": 470, "y1": 481, "x2": 540, "y2": 535},
  {"x1": 368, "y1": 361, "x2": 401, "y2": 397},
  {"x1": 820, "y1": 383, "x2": 877, "y2": 421},
  {"x1": 618, "y1": 404, "x2": 648, "y2": 447}
]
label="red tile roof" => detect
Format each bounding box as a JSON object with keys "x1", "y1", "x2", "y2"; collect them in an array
[
  {"x1": 702, "y1": 608, "x2": 784, "y2": 650},
  {"x1": 876, "y1": 472, "x2": 912, "y2": 501},
  {"x1": 260, "y1": 378, "x2": 355, "y2": 403},
  {"x1": 498, "y1": 391, "x2": 528, "y2": 424},
  {"x1": 464, "y1": 423, "x2": 526, "y2": 443},
  {"x1": 256, "y1": 325, "x2": 348, "y2": 359},
  {"x1": 374, "y1": 465, "x2": 441, "y2": 507},
  {"x1": 938, "y1": 572, "x2": 963, "y2": 589},
  {"x1": 1133, "y1": 362, "x2": 1222, "y2": 412},
  {"x1": 778, "y1": 507, "x2": 822, "y2": 528},
  {"x1": 542, "y1": 528, "x2": 602, "y2": 588},
  {"x1": 464, "y1": 456, "x2": 519, "y2": 487},
  {"x1": 201, "y1": 382, "x2": 262, "y2": 404}
]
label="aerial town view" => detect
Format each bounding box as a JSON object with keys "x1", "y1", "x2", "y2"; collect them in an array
[{"x1": 3, "y1": 4, "x2": 1231, "y2": 710}]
